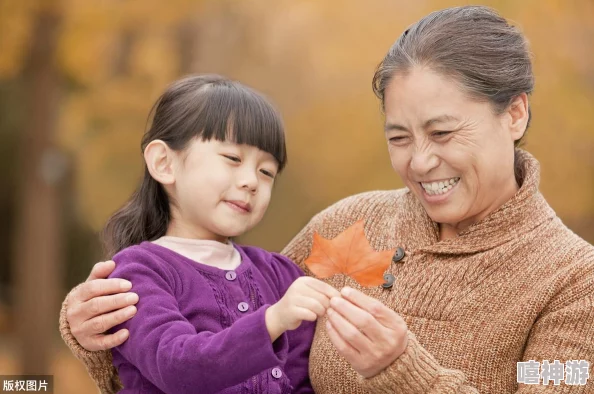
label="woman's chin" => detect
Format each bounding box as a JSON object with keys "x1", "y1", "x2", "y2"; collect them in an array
[{"x1": 423, "y1": 205, "x2": 467, "y2": 228}]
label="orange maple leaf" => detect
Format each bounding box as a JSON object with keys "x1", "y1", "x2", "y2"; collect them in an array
[{"x1": 304, "y1": 220, "x2": 395, "y2": 287}]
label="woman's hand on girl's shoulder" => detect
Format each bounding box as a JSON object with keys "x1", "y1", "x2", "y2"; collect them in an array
[{"x1": 66, "y1": 260, "x2": 139, "y2": 351}]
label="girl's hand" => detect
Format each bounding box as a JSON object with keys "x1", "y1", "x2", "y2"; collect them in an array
[
  {"x1": 66, "y1": 261, "x2": 139, "y2": 351},
  {"x1": 325, "y1": 287, "x2": 408, "y2": 378},
  {"x1": 266, "y1": 277, "x2": 340, "y2": 341}
]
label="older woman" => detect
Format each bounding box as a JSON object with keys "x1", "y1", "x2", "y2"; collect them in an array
[{"x1": 60, "y1": 5, "x2": 594, "y2": 393}]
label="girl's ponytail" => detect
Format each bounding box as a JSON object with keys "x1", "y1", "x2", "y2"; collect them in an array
[{"x1": 102, "y1": 168, "x2": 170, "y2": 257}]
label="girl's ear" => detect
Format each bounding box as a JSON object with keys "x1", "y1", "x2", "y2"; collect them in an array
[{"x1": 144, "y1": 140, "x2": 176, "y2": 185}]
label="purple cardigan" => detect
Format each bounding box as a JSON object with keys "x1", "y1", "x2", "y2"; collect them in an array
[{"x1": 108, "y1": 241, "x2": 315, "y2": 394}]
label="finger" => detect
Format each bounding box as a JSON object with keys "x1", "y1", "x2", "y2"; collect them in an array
[
  {"x1": 300, "y1": 286, "x2": 333, "y2": 310},
  {"x1": 75, "y1": 278, "x2": 133, "y2": 303},
  {"x1": 87, "y1": 261, "x2": 117, "y2": 281},
  {"x1": 79, "y1": 305, "x2": 137, "y2": 337},
  {"x1": 329, "y1": 296, "x2": 383, "y2": 339},
  {"x1": 305, "y1": 278, "x2": 341, "y2": 299},
  {"x1": 86, "y1": 329, "x2": 130, "y2": 352},
  {"x1": 295, "y1": 295, "x2": 327, "y2": 318},
  {"x1": 326, "y1": 307, "x2": 372, "y2": 352},
  {"x1": 71, "y1": 292, "x2": 139, "y2": 323},
  {"x1": 340, "y1": 287, "x2": 405, "y2": 329},
  {"x1": 325, "y1": 318, "x2": 360, "y2": 361},
  {"x1": 294, "y1": 307, "x2": 318, "y2": 322}
]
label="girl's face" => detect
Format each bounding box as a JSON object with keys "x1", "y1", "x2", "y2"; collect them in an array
[{"x1": 168, "y1": 138, "x2": 278, "y2": 242}]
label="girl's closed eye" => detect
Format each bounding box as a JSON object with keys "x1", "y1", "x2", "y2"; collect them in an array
[
  {"x1": 222, "y1": 154, "x2": 241, "y2": 163},
  {"x1": 260, "y1": 169, "x2": 276, "y2": 179}
]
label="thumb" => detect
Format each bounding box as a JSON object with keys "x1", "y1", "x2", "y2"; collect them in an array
[{"x1": 87, "y1": 260, "x2": 116, "y2": 281}]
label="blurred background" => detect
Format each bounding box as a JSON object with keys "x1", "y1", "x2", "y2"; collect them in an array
[{"x1": 0, "y1": 0, "x2": 592, "y2": 392}]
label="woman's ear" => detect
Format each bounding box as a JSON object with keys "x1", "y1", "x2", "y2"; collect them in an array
[
  {"x1": 506, "y1": 93, "x2": 529, "y2": 142},
  {"x1": 144, "y1": 140, "x2": 176, "y2": 185}
]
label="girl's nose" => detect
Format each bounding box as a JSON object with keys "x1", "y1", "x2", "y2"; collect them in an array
[{"x1": 239, "y1": 170, "x2": 258, "y2": 193}]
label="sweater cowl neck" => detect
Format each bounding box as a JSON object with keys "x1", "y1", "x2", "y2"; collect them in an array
[{"x1": 401, "y1": 149, "x2": 557, "y2": 255}]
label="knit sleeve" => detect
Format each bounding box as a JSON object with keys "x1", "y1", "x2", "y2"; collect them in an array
[
  {"x1": 359, "y1": 330, "x2": 479, "y2": 393},
  {"x1": 58, "y1": 284, "x2": 123, "y2": 394},
  {"x1": 517, "y1": 256, "x2": 594, "y2": 393}
]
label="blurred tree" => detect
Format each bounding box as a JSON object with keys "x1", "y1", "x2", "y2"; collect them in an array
[{"x1": 11, "y1": 1, "x2": 63, "y2": 374}]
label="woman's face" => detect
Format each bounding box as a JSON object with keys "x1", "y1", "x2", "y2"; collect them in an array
[{"x1": 383, "y1": 67, "x2": 527, "y2": 232}]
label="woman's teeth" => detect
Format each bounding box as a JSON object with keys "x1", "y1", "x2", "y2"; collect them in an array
[{"x1": 421, "y1": 177, "x2": 460, "y2": 195}]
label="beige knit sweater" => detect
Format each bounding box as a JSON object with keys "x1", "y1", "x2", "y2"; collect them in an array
[{"x1": 60, "y1": 150, "x2": 594, "y2": 393}]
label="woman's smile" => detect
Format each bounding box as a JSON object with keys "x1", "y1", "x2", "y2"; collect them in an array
[{"x1": 418, "y1": 177, "x2": 461, "y2": 203}]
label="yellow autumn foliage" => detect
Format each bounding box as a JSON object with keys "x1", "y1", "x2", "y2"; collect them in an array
[{"x1": 1, "y1": 0, "x2": 592, "y2": 249}]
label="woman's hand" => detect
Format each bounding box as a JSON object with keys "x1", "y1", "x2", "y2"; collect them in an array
[
  {"x1": 66, "y1": 261, "x2": 139, "y2": 351},
  {"x1": 325, "y1": 286, "x2": 408, "y2": 378}
]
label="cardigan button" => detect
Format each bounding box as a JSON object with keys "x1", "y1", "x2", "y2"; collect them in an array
[
  {"x1": 238, "y1": 302, "x2": 249, "y2": 312},
  {"x1": 271, "y1": 368, "x2": 283, "y2": 379},
  {"x1": 225, "y1": 271, "x2": 237, "y2": 281},
  {"x1": 382, "y1": 273, "x2": 395, "y2": 289},
  {"x1": 392, "y1": 247, "x2": 405, "y2": 263}
]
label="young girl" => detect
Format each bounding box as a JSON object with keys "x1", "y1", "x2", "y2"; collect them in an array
[{"x1": 104, "y1": 74, "x2": 340, "y2": 393}]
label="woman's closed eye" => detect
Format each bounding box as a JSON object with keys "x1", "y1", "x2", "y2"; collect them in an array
[
  {"x1": 432, "y1": 130, "x2": 453, "y2": 138},
  {"x1": 388, "y1": 136, "x2": 409, "y2": 144}
]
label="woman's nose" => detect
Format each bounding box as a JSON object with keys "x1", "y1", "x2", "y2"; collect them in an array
[{"x1": 409, "y1": 147, "x2": 439, "y2": 176}]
